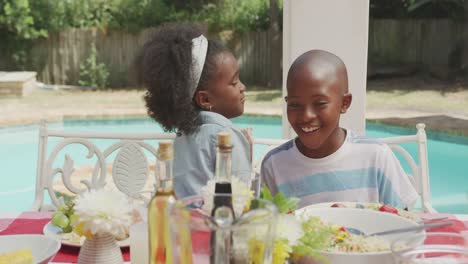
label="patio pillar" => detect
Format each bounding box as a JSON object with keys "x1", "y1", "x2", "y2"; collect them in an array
[{"x1": 282, "y1": 0, "x2": 370, "y2": 137}]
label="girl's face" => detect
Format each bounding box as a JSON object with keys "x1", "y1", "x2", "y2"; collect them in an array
[
  {"x1": 286, "y1": 67, "x2": 351, "y2": 158},
  {"x1": 204, "y1": 51, "x2": 246, "y2": 119}
]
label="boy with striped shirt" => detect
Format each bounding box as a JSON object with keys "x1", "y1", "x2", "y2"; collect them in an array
[{"x1": 260, "y1": 50, "x2": 418, "y2": 209}]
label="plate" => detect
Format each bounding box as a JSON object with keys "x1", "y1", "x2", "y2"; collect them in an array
[
  {"x1": 300, "y1": 201, "x2": 420, "y2": 222},
  {"x1": 43, "y1": 221, "x2": 130, "y2": 248}
]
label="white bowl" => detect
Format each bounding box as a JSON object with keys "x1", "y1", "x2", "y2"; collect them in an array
[
  {"x1": 295, "y1": 207, "x2": 421, "y2": 264},
  {"x1": 0, "y1": 234, "x2": 61, "y2": 264}
]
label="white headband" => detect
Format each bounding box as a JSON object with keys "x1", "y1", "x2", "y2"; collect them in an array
[{"x1": 190, "y1": 35, "x2": 208, "y2": 97}]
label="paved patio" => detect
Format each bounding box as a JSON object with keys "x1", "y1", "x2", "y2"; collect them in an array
[{"x1": 0, "y1": 88, "x2": 467, "y2": 137}]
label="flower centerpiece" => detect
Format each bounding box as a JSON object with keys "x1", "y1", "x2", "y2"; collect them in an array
[
  {"x1": 71, "y1": 189, "x2": 133, "y2": 240},
  {"x1": 52, "y1": 189, "x2": 133, "y2": 264}
]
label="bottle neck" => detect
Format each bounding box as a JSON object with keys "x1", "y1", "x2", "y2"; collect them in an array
[
  {"x1": 214, "y1": 147, "x2": 232, "y2": 183},
  {"x1": 156, "y1": 159, "x2": 174, "y2": 193}
]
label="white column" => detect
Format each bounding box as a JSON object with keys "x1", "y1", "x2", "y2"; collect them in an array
[{"x1": 282, "y1": 0, "x2": 370, "y2": 137}]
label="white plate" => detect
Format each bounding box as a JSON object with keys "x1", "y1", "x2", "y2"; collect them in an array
[
  {"x1": 303, "y1": 201, "x2": 420, "y2": 221},
  {"x1": 43, "y1": 221, "x2": 130, "y2": 248},
  {"x1": 0, "y1": 234, "x2": 61, "y2": 264}
]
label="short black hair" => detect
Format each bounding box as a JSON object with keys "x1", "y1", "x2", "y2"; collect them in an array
[{"x1": 139, "y1": 22, "x2": 228, "y2": 135}]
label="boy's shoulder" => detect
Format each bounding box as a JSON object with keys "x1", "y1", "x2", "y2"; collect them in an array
[
  {"x1": 346, "y1": 130, "x2": 385, "y2": 146},
  {"x1": 346, "y1": 130, "x2": 392, "y2": 156},
  {"x1": 262, "y1": 139, "x2": 295, "y2": 164}
]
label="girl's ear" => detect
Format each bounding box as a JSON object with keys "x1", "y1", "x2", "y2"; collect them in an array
[
  {"x1": 340, "y1": 93, "x2": 352, "y2": 113},
  {"x1": 194, "y1": 90, "x2": 212, "y2": 111}
]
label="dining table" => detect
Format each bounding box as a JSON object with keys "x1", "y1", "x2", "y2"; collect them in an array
[{"x1": 1, "y1": 211, "x2": 468, "y2": 264}]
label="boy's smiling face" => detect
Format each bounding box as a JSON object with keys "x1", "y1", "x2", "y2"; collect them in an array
[{"x1": 286, "y1": 51, "x2": 352, "y2": 158}]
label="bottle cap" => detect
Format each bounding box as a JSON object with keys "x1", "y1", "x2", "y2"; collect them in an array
[
  {"x1": 217, "y1": 132, "x2": 232, "y2": 147},
  {"x1": 157, "y1": 141, "x2": 173, "y2": 160}
]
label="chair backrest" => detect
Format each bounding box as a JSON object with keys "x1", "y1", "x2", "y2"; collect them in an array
[
  {"x1": 32, "y1": 120, "x2": 176, "y2": 211},
  {"x1": 380, "y1": 123, "x2": 434, "y2": 213},
  {"x1": 252, "y1": 123, "x2": 435, "y2": 213}
]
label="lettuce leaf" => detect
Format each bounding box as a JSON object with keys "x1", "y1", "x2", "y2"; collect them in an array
[
  {"x1": 260, "y1": 185, "x2": 300, "y2": 214},
  {"x1": 291, "y1": 217, "x2": 333, "y2": 263}
]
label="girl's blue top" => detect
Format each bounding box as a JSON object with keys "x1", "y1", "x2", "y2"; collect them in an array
[{"x1": 173, "y1": 111, "x2": 252, "y2": 198}]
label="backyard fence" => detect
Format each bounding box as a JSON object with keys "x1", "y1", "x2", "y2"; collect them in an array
[
  {"x1": 0, "y1": 19, "x2": 465, "y2": 88},
  {"x1": 32, "y1": 28, "x2": 156, "y2": 87},
  {"x1": 20, "y1": 28, "x2": 280, "y2": 88},
  {"x1": 368, "y1": 19, "x2": 464, "y2": 76}
]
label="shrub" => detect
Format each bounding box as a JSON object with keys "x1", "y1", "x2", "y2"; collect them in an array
[{"x1": 79, "y1": 44, "x2": 109, "y2": 88}]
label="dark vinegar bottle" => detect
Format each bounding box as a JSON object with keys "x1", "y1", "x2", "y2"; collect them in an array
[{"x1": 210, "y1": 132, "x2": 235, "y2": 263}]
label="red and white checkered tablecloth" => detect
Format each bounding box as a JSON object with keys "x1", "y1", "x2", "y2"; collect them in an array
[
  {"x1": 1, "y1": 211, "x2": 468, "y2": 264},
  {"x1": 0, "y1": 212, "x2": 130, "y2": 264}
]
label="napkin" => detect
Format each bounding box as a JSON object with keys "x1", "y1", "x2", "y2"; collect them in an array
[
  {"x1": 420, "y1": 214, "x2": 468, "y2": 234},
  {"x1": 417, "y1": 214, "x2": 468, "y2": 248},
  {"x1": 0, "y1": 218, "x2": 50, "y2": 235}
]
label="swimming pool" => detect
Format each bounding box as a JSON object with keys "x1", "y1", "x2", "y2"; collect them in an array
[{"x1": 1, "y1": 116, "x2": 467, "y2": 213}]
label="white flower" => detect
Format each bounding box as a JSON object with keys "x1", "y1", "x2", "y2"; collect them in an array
[
  {"x1": 200, "y1": 177, "x2": 253, "y2": 216},
  {"x1": 276, "y1": 214, "x2": 303, "y2": 246},
  {"x1": 72, "y1": 189, "x2": 133, "y2": 240}
]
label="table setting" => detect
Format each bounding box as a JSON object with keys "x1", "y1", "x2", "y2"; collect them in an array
[
  {"x1": 0, "y1": 211, "x2": 130, "y2": 263},
  {"x1": 1, "y1": 189, "x2": 468, "y2": 263}
]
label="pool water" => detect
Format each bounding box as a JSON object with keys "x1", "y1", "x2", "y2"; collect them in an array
[{"x1": 0, "y1": 116, "x2": 467, "y2": 213}]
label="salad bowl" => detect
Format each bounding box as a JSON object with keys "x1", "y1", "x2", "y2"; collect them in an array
[{"x1": 295, "y1": 207, "x2": 423, "y2": 264}]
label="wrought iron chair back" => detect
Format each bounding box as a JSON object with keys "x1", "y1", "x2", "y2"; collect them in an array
[{"x1": 32, "y1": 120, "x2": 176, "y2": 211}]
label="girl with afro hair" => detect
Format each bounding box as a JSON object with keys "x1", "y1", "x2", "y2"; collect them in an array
[{"x1": 139, "y1": 23, "x2": 252, "y2": 198}]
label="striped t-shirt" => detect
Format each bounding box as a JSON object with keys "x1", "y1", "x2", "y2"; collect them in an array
[{"x1": 260, "y1": 130, "x2": 418, "y2": 209}]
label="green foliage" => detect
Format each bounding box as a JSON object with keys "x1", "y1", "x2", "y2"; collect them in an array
[
  {"x1": 370, "y1": 0, "x2": 466, "y2": 19},
  {"x1": 260, "y1": 185, "x2": 299, "y2": 214},
  {"x1": 0, "y1": 0, "x2": 277, "y2": 71},
  {"x1": 406, "y1": 0, "x2": 466, "y2": 20},
  {"x1": 197, "y1": 0, "x2": 271, "y2": 33},
  {"x1": 109, "y1": 0, "x2": 273, "y2": 33},
  {"x1": 29, "y1": 0, "x2": 68, "y2": 32},
  {"x1": 1, "y1": 0, "x2": 276, "y2": 38},
  {"x1": 79, "y1": 44, "x2": 109, "y2": 88},
  {"x1": 0, "y1": 0, "x2": 47, "y2": 39},
  {"x1": 64, "y1": 0, "x2": 117, "y2": 29},
  {"x1": 109, "y1": 0, "x2": 186, "y2": 32},
  {"x1": 1, "y1": 0, "x2": 122, "y2": 39},
  {"x1": 0, "y1": 0, "x2": 48, "y2": 69}
]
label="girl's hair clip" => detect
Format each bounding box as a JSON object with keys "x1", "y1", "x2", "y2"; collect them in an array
[{"x1": 190, "y1": 35, "x2": 208, "y2": 98}]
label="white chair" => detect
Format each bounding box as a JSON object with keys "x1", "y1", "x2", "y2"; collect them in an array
[
  {"x1": 252, "y1": 123, "x2": 435, "y2": 213},
  {"x1": 380, "y1": 123, "x2": 435, "y2": 213},
  {"x1": 32, "y1": 120, "x2": 176, "y2": 211}
]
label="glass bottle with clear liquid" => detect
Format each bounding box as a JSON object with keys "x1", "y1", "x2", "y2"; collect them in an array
[
  {"x1": 210, "y1": 132, "x2": 235, "y2": 264},
  {"x1": 148, "y1": 141, "x2": 177, "y2": 264}
]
